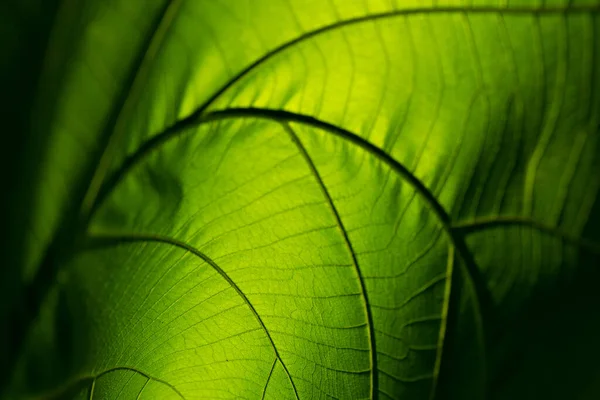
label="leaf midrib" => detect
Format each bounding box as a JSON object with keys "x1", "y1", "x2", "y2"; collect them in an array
[
  {"x1": 16, "y1": 1, "x2": 600, "y2": 398},
  {"x1": 90, "y1": 106, "x2": 492, "y2": 399},
  {"x1": 91, "y1": 3, "x2": 600, "y2": 218},
  {"x1": 282, "y1": 123, "x2": 377, "y2": 399},
  {"x1": 80, "y1": 0, "x2": 183, "y2": 220},
  {"x1": 184, "y1": 3, "x2": 600, "y2": 119}
]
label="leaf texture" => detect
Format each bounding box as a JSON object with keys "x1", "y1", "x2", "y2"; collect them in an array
[{"x1": 2, "y1": 0, "x2": 600, "y2": 399}]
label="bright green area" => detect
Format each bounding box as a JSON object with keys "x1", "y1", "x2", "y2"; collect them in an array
[{"x1": 1, "y1": 0, "x2": 600, "y2": 399}]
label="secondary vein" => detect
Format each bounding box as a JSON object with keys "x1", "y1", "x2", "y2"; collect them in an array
[
  {"x1": 85, "y1": 231, "x2": 300, "y2": 400},
  {"x1": 89, "y1": 106, "x2": 492, "y2": 397},
  {"x1": 452, "y1": 215, "x2": 600, "y2": 254},
  {"x1": 80, "y1": 0, "x2": 182, "y2": 220},
  {"x1": 261, "y1": 358, "x2": 278, "y2": 400},
  {"x1": 35, "y1": 366, "x2": 184, "y2": 400},
  {"x1": 282, "y1": 123, "x2": 378, "y2": 399}
]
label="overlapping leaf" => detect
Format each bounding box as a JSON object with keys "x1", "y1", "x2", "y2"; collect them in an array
[{"x1": 2, "y1": 0, "x2": 600, "y2": 399}]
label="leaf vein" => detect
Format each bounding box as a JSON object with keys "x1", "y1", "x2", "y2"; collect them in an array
[
  {"x1": 86, "y1": 232, "x2": 300, "y2": 399},
  {"x1": 281, "y1": 122, "x2": 378, "y2": 399}
]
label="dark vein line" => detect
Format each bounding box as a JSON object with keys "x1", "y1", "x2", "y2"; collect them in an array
[
  {"x1": 193, "y1": 3, "x2": 599, "y2": 119},
  {"x1": 89, "y1": 106, "x2": 492, "y2": 392},
  {"x1": 371, "y1": 274, "x2": 447, "y2": 311},
  {"x1": 494, "y1": 7, "x2": 524, "y2": 214},
  {"x1": 277, "y1": 349, "x2": 370, "y2": 375},
  {"x1": 10, "y1": 1, "x2": 184, "y2": 392},
  {"x1": 90, "y1": 4, "x2": 600, "y2": 217},
  {"x1": 119, "y1": 306, "x2": 257, "y2": 370},
  {"x1": 39, "y1": 366, "x2": 184, "y2": 400},
  {"x1": 141, "y1": 329, "x2": 265, "y2": 372},
  {"x1": 549, "y1": 15, "x2": 573, "y2": 223},
  {"x1": 379, "y1": 368, "x2": 433, "y2": 384},
  {"x1": 292, "y1": 375, "x2": 341, "y2": 400},
  {"x1": 525, "y1": 8, "x2": 569, "y2": 224},
  {"x1": 113, "y1": 368, "x2": 136, "y2": 400},
  {"x1": 95, "y1": 107, "x2": 448, "y2": 225},
  {"x1": 523, "y1": 11, "x2": 547, "y2": 216},
  {"x1": 451, "y1": 216, "x2": 600, "y2": 254},
  {"x1": 386, "y1": 15, "x2": 415, "y2": 152},
  {"x1": 555, "y1": 130, "x2": 589, "y2": 225},
  {"x1": 194, "y1": 186, "x2": 321, "y2": 252},
  {"x1": 248, "y1": 291, "x2": 360, "y2": 300},
  {"x1": 85, "y1": 231, "x2": 300, "y2": 400},
  {"x1": 175, "y1": 375, "x2": 266, "y2": 387},
  {"x1": 378, "y1": 388, "x2": 396, "y2": 400},
  {"x1": 453, "y1": 14, "x2": 493, "y2": 219},
  {"x1": 229, "y1": 110, "x2": 445, "y2": 218},
  {"x1": 213, "y1": 224, "x2": 337, "y2": 262},
  {"x1": 110, "y1": 256, "x2": 217, "y2": 359},
  {"x1": 374, "y1": 316, "x2": 445, "y2": 346},
  {"x1": 263, "y1": 314, "x2": 367, "y2": 331},
  {"x1": 261, "y1": 358, "x2": 278, "y2": 400},
  {"x1": 81, "y1": 0, "x2": 182, "y2": 220},
  {"x1": 136, "y1": 378, "x2": 150, "y2": 400},
  {"x1": 271, "y1": 329, "x2": 369, "y2": 352},
  {"x1": 363, "y1": 229, "x2": 444, "y2": 279},
  {"x1": 281, "y1": 123, "x2": 378, "y2": 399},
  {"x1": 98, "y1": 367, "x2": 184, "y2": 399},
  {"x1": 408, "y1": 13, "x2": 445, "y2": 183},
  {"x1": 27, "y1": 3, "x2": 600, "y2": 398},
  {"x1": 156, "y1": 358, "x2": 271, "y2": 379},
  {"x1": 366, "y1": 3, "x2": 391, "y2": 142},
  {"x1": 378, "y1": 349, "x2": 411, "y2": 363}
]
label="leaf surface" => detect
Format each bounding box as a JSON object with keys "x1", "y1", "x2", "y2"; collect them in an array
[{"x1": 3, "y1": 1, "x2": 600, "y2": 399}]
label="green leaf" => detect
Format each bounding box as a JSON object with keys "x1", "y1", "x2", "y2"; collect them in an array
[{"x1": 2, "y1": 0, "x2": 600, "y2": 399}]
